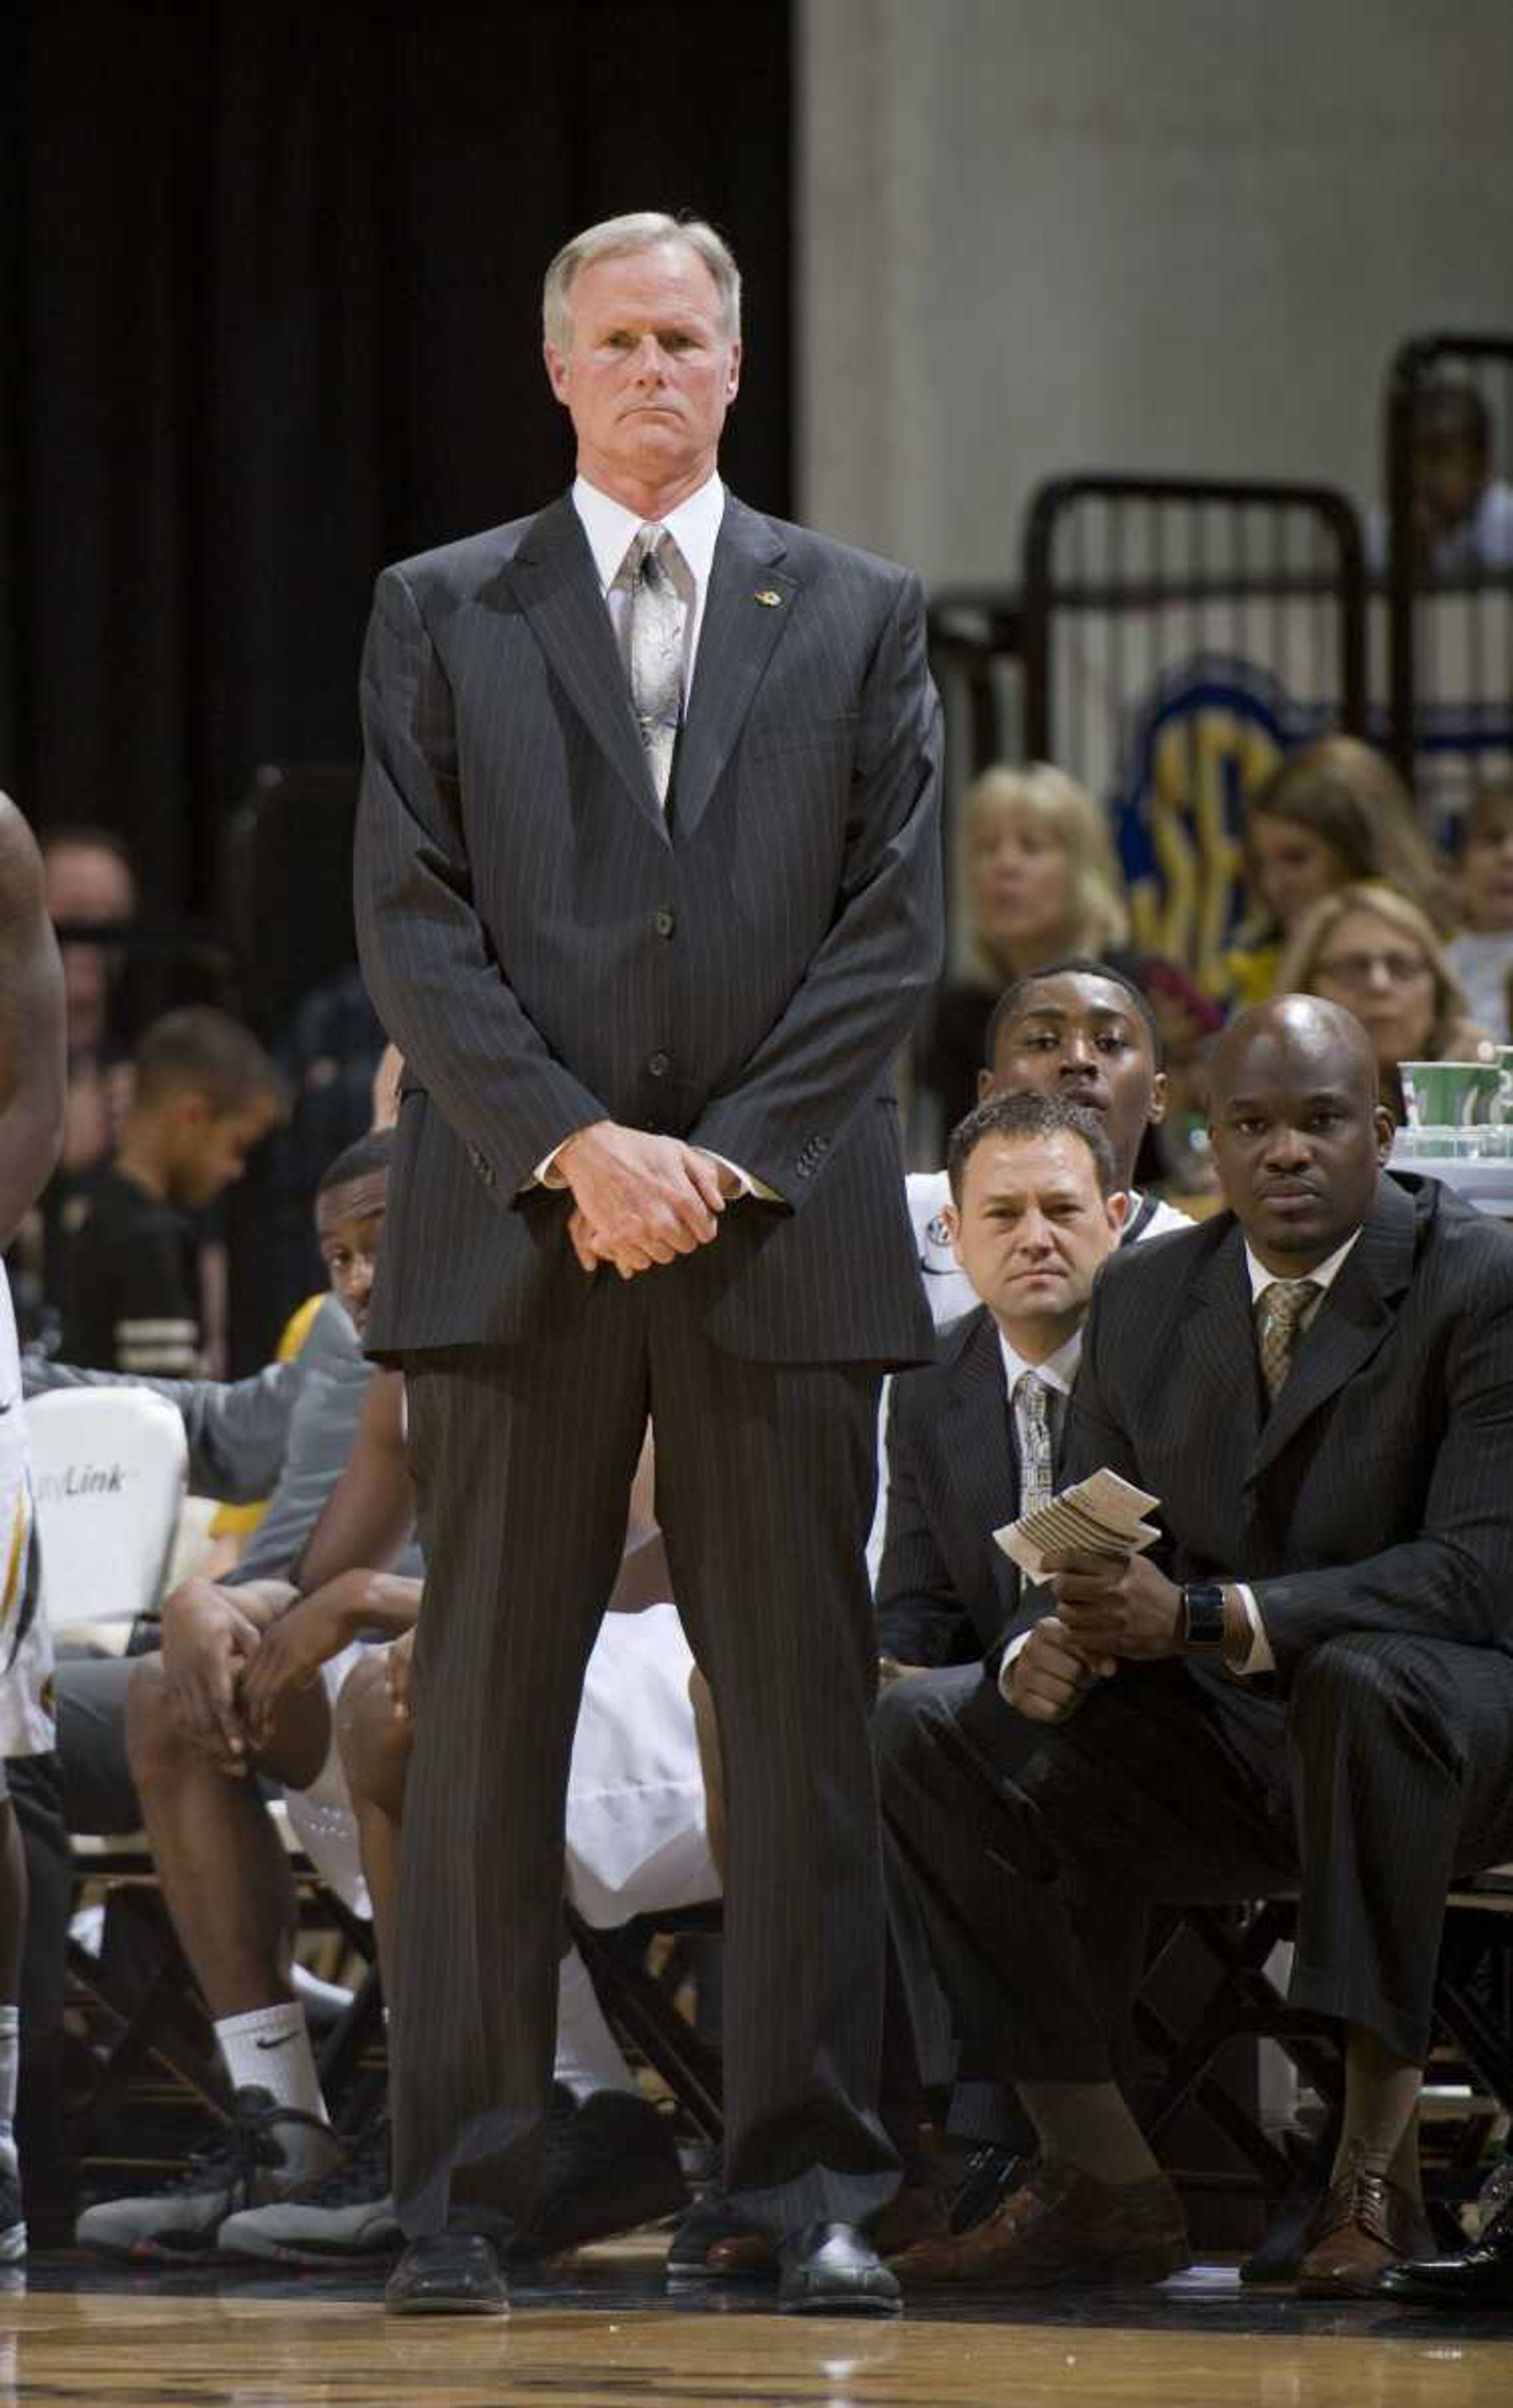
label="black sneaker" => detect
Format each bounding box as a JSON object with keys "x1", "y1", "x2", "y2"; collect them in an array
[
  {"x1": 0, "y1": 2153, "x2": 23, "y2": 2261},
  {"x1": 74, "y1": 2087, "x2": 342, "y2": 2261},
  {"x1": 216, "y1": 2106, "x2": 399, "y2": 2266}
]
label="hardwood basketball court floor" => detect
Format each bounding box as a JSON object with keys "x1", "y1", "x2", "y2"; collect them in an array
[{"x1": 7, "y1": 2241, "x2": 1513, "y2": 2407}]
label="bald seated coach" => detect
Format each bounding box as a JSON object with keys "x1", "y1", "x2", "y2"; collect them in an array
[
  {"x1": 881, "y1": 997, "x2": 1513, "y2": 2300},
  {"x1": 355, "y1": 210, "x2": 941, "y2": 2318}
]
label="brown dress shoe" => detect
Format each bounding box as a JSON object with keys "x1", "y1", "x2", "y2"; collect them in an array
[
  {"x1": 874, "y1": 2181, "x2": 950, "y2": 2257},
  {"x1": 1296, "y1": 2144, "x2": 1437, "y2": 2300},
  {"x1": 892, "y1": 2158, "x2": 1190, "y2": 2289}
]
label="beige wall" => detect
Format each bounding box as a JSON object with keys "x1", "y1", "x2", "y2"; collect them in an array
[{"x1": 797, "y1": 0, "x2": 1513, "y2": 581}]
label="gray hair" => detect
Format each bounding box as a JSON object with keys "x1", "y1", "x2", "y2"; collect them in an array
[{"x1": 542, "y1": 212, "x2": 742, "y2": 352}]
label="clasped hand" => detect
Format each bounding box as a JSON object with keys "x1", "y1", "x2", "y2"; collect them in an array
[
  {"x1": 1006, "y1": 1551, "x2": 1183, "y2": 1727},
  {"x1": 558, "y1": 1121, "x2": 738, "y2": 1279},
  {"x1": 1047, "y1": 1547, "x2": 1184, "y2": 1664}
]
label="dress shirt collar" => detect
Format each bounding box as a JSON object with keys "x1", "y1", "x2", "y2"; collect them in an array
[
  {"x1": 1243, "y1": 1226, "x2": 1362, "y2": 1304},
  {"x1": 997, "y1": 1323, "x2": 1083, "y2": 1402},
  {"x1": 572, "y1": 471, "x2": 726, "y2": 597}
]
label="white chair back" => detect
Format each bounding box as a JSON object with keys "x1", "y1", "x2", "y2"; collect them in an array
[{"x1": 27, "y1": 1387, "x2": 188, "y2": 1630}]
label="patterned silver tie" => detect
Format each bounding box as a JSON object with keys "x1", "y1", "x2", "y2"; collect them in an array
[
  {"x1": 623, "y1": 523, "x2": 687, "y2": 807},
  {"x1": 1257, "y1": 1279, "x2": 1320, "y2": 1406},
  {"x1": 1017, "y1": 1373, "x2": 1055, "y2": 1517}
]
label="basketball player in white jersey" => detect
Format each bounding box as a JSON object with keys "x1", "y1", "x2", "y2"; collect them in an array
[{"x1": 0, "y1": 794, "x2": 67, "y2": 2257}]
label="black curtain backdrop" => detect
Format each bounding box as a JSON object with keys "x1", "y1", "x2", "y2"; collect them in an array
[{"x1": 0, "y1": 0, "x2": 793, "y2": 919}]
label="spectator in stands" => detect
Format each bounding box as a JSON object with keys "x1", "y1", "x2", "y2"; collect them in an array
[
  {"x1": 1277, "y1": 880, "x2": 1495, "y2": 1120},
  {"x1": 920, "y1": 766, "x2": 1131, "y2": 1127},
  {"x1": 1367, "y1": 380, "x2": 1513, "y2": 580},
  {"x1": 882, "y1": 996, "x2": 1513, "y2": 2299},
  {"x1": 1447, "y1": 781, "x2": 1513, "y2": 1041},
  {"x1": 55, "y1": 1006, "x2": 282, "y2": 1376},
  {"x1": 39, "y1": 824, "x2": 138, "y2": 1179},
  {"x1": 1225, "y1": 737, "x2": 1456, "y2": 1011}
]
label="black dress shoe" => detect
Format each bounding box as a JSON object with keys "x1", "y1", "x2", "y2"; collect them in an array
[
  {"x1": 777, "y1": 2221, "x2": 901, "y2": 2317},
  {"x1": 1374, "y1": 2201, "x2": 1513, "y2": 2309},
  {"x1": 385, "y1": 2232, "x2": 510, "y2": 2316}
]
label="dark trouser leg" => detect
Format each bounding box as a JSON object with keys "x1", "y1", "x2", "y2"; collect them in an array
[
  {"x1": 876, "y1": 1660, "x2": 1295, "y2": 2084},
  {"x1": 648, "y1": 1294, "x2": 896, "y2": 2236},
  {"x1": 391, "y1": 1308, "x2": 649, "y2": 2241},
  {"x1": 1286, "y1": 1633, "x2": 1513, "y2": 2063}
]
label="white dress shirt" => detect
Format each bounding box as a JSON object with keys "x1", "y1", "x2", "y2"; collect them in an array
[
  {"x1": 1230, "y1": 1228, "x2": 1362, "y2": 1674},
  {"x1": 990, "y1": 1326, "x2": 1082, "y2": 1702},
  {"x1": 533, "y1": 471, "x2": 770, "y2": 1200},
  {"x1": 572, "y1": 469, "x2": 725, "y2": 693}
]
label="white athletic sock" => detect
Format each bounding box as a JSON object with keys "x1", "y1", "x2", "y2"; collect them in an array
[
  {"x1": 554, "y1": 1943, "x2": 636, "y2": 2099},
  {"x1": 216, "y1": 2002, "x2": 329, "y2": 2143},
  {"x1": 0, "y1": 2006, "x2": 17, "y2": 2158}
]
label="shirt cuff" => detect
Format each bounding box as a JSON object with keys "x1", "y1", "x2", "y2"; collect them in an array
[
  {"x1": 996, "y1": 1627, "x2": 1035, "y2": 1705},
  {"x1": 702, "y1": 1151, "x2": 781, "y2": 1203},
  {"x1": 1231, "y1": 1583, "x2": 1275, "y2": 1676},
  {"x1": 532, "y1": 1143, "x2": 778, "y2": 1202}
]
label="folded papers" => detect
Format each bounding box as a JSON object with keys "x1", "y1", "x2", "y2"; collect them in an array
[{"x1": 995, "y1": 1467, "x2": 1162, "y2": 1582}]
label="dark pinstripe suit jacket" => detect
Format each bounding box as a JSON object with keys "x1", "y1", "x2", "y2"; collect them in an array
[
  {"x1": 1061, "y1": 1170, "x2": 1513, "y2": 1684},
  {"x1": 876, "y1": 1305, "x2": 1023, "y2": 1667},
  {"x1": 353, "y1": 489, "x2": 942, "y2": 1365}
]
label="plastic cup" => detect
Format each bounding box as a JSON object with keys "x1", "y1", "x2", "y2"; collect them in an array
[{"x1": 1400, "y1": 1061, "x2": 1504, "y2": 1129}]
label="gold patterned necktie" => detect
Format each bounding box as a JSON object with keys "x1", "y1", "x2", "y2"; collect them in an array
[
  {"x1": 1017, "y1": 1373, "x2": 1055, "y2": 1515},
  {"x1": 623, "y1": 523, "x2": 687, "y2": 807},
  {"x1": 1257, "y1": 1279, "x2": 1320, "y2": 1406}
]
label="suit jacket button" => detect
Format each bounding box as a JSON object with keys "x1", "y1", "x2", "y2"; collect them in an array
[
  {"x1": 648, "y1": 1051, "x2": 671, "y2": 1078},
  {"x1": 653, "y1": 907, "x2": 676, "y2": 939}
]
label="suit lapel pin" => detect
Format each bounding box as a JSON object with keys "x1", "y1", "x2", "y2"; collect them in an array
[{"x1": 754, "y1": 588, "x2": 783, "y2": 608}]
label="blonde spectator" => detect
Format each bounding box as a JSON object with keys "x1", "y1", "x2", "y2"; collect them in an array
[
  {"x1": 923, "y1": 764, "x2": 1131, "y2": 1123},
  {"x1": 1277, "y1": 880, "x2": 1494, "y2": 1119},
  {"x1": 1447, "y1": 782, "x2": 1513, "y2": 1041},
  {"x1": 1226, "y1": 737, "x2": 1457, "y2": 1010}
]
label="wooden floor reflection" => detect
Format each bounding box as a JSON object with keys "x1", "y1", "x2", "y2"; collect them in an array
[{"x1": 6, "y1": 2248, "x2": 1513, "y2": 2407}]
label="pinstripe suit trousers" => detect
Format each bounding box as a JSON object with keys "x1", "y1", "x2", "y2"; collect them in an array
[{"x1": 390, "y1": 1234, "x2": 899, "y2": 2242}]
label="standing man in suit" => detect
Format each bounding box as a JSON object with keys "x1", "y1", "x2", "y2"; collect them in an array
[
  {"x1": 354, "y1": 212, "x2": 942, "y2": 2318},
  {"x1": 881, "y1": 996, "x2": 1513, "y2": 2296}
]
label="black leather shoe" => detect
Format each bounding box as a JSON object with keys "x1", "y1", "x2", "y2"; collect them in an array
[
  {"x1": 1374, "y1": 2200, "x2": 1513, "y2": 2309},
  {"x1": 777, "y1": 2221, "x2": 900, "y2": 2317},
  {"x1": 385, "y1": 2233, "x2": 510, "y2": 2316}
]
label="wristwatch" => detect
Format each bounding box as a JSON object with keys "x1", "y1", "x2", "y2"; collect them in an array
[{"x1": 1180, "y1": 1582, "x2": 1228, "y2": 1650}]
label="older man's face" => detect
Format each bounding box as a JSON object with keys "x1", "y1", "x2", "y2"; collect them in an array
[{"x1": 545, "y1": 241, "x2": 740, "y2": 504}]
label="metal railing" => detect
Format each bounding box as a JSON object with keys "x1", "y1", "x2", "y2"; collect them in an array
[{"x1": 1019, "y1": 474, "x2": 1366, "y2": 988}]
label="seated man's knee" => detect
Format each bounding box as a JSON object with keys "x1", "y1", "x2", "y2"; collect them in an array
[
  {"x1": 123, "y1": 1652, "x2": 178, "y2": 1784},
  {"x1": 1288, "y1": 1632, "x2": 1417, "y2": 1748},
  {"x1": 336, "y1": 1652, "x2": 408, "y2": 1805},
  {"x1": 872, "y1": 1668, "x2": 951, "y2": 1781}
]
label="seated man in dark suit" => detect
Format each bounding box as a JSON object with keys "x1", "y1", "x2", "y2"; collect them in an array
[
  {"x1": 878, "y1": 1087, "x2": 1127, "y2": 1676},
  {"x1": 879, "y1": 996, "x2": 1513, "y2": 2298}
]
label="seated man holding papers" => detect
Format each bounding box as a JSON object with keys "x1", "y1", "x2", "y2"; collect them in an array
[{"x1": 878, "y1": 996, "x2": 1513, "y2": 2296}]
